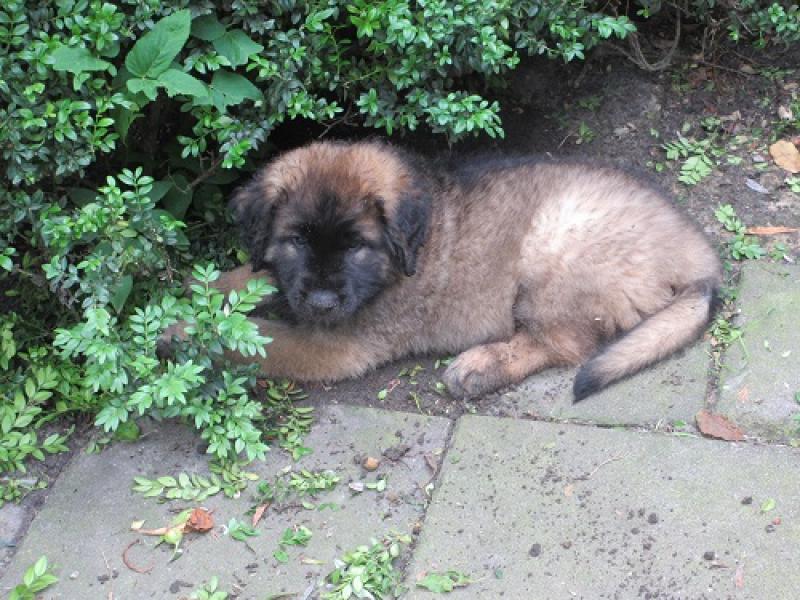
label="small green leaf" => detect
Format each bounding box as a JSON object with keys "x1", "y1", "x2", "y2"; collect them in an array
[
  {"x1": 761, "y1": 498, "x2": 776, "y2": 513},
  {"x1": 160, "y1": 174, "x2": 193, "y2": 219},
  {"x1": 416, "y1": 570, "x2": 472, "y2": 593},
  {"x1": 110, "y1": 275, "x2": 133, "y2": 313},
  {"x1": 273, "y1": 549, "x2": 289, "y2": 563},
  {"x1": 114, "y1": 419, "x2": 140, "y2": 442}
]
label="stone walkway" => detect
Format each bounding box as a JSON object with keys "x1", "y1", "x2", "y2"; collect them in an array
[{"x1": 1, "y1": 263, "x2": 798, "y2": 599}]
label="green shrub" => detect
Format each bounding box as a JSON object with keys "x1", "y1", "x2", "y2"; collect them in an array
[
  {"x1": 0, "y1": 0, "x2": 637, "y2": 485},
  {"x1": 0, "y1": 0, "x2": 792, "y2": 490}
]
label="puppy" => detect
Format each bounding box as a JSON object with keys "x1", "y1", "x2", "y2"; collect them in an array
[{"x1": 210, "y1": 140, "x2": 721, "y2": 401}]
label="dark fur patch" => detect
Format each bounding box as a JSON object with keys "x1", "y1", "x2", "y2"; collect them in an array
[
  {"x1": 572, "y1": 362, "x2": 603, "y2": 402},
  {"x1": 379, "y1": 185, "x2": 431, "y2": 277},
  {"x1": 230, "y1": 177, "x2": 278, "y2": 271}
]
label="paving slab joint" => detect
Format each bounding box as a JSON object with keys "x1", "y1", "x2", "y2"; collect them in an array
[
  {"x1": 397, "y1": 415, "x2": 459, "y2": 580},
  {"x1": 702, "y1": 265, "x2": 743, "y2": 412}
]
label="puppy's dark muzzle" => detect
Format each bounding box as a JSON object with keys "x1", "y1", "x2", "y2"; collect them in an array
[{"x1": 306, "y1": 290, "x2": 339, "y2": 314}]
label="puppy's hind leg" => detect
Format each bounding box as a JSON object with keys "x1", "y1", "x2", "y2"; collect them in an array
[{"x1": 443, "y1": 331, "x2": 557, "y2": 399}]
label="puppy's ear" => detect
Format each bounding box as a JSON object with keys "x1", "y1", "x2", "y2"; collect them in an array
[
  {"x1": 380, "y1": 188, "x2": 431, "y2": 277},
  {"x1": 229, "y1": 177, "x2": 282, "y2": 270}
]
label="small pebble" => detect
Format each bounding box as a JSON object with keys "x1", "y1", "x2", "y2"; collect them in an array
[
  {"x1": 362, "y1": 456, "x2": 380, "y2": 471},
  {"x1": 647, "y1": 513, "x2": 659, "y2": 524},
  {"x1": 741, "y1": 496, "x2": 753, "y2": 505},
  {"x1": 703, "y1": 551, "x2": 715, "y2": 561},
  {"x1": 529, "y1": 543, "x2": 542, "y2": 558},
  {"x1": 765, "y1": 524, "x2": 776, "y2": 533},
  {"x1": 69, "y1": 571, "x2": 79, "y2": 580}
]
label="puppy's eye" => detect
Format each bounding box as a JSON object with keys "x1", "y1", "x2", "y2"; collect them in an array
[
  {"x1": 348, "y1": 238, "x2": 366, "y2": 250},
  {"x1": 289, "y1": 235, "x2": 307, "y2": 247}
]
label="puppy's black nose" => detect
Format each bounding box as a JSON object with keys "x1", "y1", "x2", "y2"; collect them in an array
[{"x1": 307, "y1": 290, "x2": 338, "y2": 312}]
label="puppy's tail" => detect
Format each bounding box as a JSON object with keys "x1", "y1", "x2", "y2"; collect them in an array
[{"x1": 573, "y1": 278, "x2": 720, "y2": 402}]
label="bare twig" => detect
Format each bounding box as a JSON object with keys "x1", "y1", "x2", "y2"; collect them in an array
[
  {"x1": 122, "y1": 540, "x2": 154, "y2": 574},
  {"x1": 611, "y1": 6, "x2": 681, "y2": 72},
  {"x1": 187, "y1": 154, "x2": 225, "y2": 190},
  {"x1": 101, "y1": 550, "x2": 114, "y2": 600},
  {"x1": 576, "y1": 453, "x2": 625, "y2": 481}
]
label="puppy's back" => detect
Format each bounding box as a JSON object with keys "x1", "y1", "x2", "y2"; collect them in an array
[{"x1": 512, "y1": 162, "x2": 721, "y2": 398}]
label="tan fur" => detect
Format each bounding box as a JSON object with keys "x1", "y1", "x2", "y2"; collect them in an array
[{"x1": 205, "y1": 141, "x2": 722, "y2": 400}]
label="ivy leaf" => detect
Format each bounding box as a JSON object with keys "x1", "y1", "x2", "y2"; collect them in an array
[
  {"x1": 192, "y1": 14, "x2": 227, "y2": 42},
  {"x1": 110, "y1": 274, "x2": 133, "y2": 313},
  {"x1": 51, "y1": 46, "x2": 112, "y2": 74},
  {"x1": 125, "y1": 10, "x2": 191, "y2": 78},
  {"x1": 212, "y1": 30, "x2": 264, "y2": 67},
  {"x1": 205, "y1": 71, "x2": 263, "y2": 111},
  {"x1": 161, "y1": 174, "x2": 193, "y2": 220},
  {"x1": 126, "y1": 78, "x2": 160, "y2": 101},
  {"x1": 158, "y1": 68, "x2": 209, "y2": 99}
]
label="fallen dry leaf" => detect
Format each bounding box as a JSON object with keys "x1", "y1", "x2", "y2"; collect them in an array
[
  {"x1": 252, "y1": 503, "x2": 269, "y2": 528},
  {"x1": 737, "y1": 386, "x2": 750, "y2": 403},
  {"x1": 696, "y1": 410, "x2": 744, "y2": 441},
  {"x1": 745, "y1": 226, "x2": 799, "y2": 235},
  {"x1": 734, "y1": 564, "x2": 745, "y2": 589},
  {"x1": 769, "y1": 140, "x2": 800, "y2": 173},
  {"x1": 186, "y1": 507, "x2": 214, "y2": 533}
]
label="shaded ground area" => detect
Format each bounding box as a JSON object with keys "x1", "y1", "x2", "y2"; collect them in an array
[{"x1": 2, "y1": 46, "x2": 800, "y2": 599}]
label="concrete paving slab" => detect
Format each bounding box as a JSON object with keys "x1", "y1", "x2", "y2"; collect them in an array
[
  {"x1": 0, "y1": 405, "x2": 450, "y2": 599},
  {"x1": 718, "y1": 263, "x2": 800, "y2": 442},
  {"x1": 488, "y1": 342, "x2": 709, "y2": 426},
  {"x1": 406, "y1": 416, "x2": 800, "y2": 599}
]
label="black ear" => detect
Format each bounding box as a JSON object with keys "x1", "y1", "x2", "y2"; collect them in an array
[
  {"x1": 229, "y1": 177, "x2": 279, "y2": 271},
  {"x1": 381, "y1": 189, "x2": 432, "y2": 277}
]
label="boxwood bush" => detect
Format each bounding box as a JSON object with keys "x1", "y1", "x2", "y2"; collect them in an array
[{"x1": 0, "y1": 0, "x2": 795, "y2": 499}]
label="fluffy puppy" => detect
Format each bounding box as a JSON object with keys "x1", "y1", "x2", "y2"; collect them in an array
[{"x1": 212, "y1": 140, "x2": 721, "y2": 401}]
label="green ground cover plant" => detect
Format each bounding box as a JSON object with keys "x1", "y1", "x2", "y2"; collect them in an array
[{"x1": 1, "y1": 1, "x2": 796, "y2": 504}]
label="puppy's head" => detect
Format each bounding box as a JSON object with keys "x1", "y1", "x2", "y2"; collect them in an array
[{"x1": 230, "y1": 141, "x2": 431, "y2": 325}]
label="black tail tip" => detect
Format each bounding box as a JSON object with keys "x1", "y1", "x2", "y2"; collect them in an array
[{"x1": 573, "y1": 364, "x2": 603, "y2": 403}]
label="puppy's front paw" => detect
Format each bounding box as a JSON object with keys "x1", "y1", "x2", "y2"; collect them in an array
[{"x1": 442, "y1": 349, "x2": 498, "y2": 399}]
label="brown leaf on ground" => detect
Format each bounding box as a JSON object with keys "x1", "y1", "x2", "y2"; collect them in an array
[
  {"x1": 734, "y1": 564, "x2": 745, "y2": 588},
  {"x1": 696, "y1": 410, "x2": 745, "y2": 441},
  {"x1": 745, "y1": 226, "x2": 799, "y2": 235},
  {"x1": 769, "y1": 140, "x2": 800, "y2": 173},
  {"x1": 186, "y1": 507, "x2": 214, "y2": 533},
  {"x1": 252, "y1": 503, "x2": 269, "y2": 528}
]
